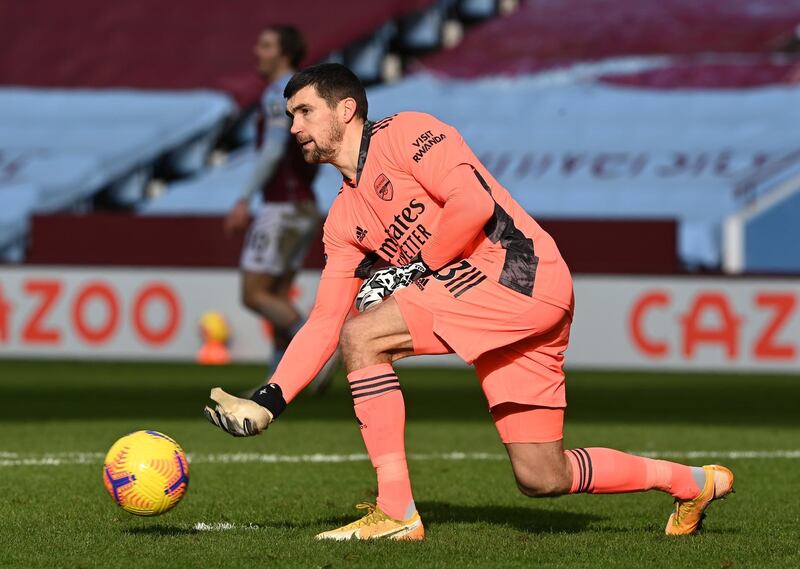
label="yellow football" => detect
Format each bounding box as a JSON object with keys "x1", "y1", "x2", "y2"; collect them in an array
[{"x1": 103, "y1": 430, "x2": 189, "y2": 516}]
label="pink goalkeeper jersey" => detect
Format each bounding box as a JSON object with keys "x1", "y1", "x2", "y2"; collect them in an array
[{"x1": 269, "y1": 112, "x2": 572, "y2": 402}]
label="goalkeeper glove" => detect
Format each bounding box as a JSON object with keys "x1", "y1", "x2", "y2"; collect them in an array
[
  {"x1": 355, "y1": 256, "x2": 431, "y2": 312},
  {"x1": 203, "y1": 383, "x2": 286, "y2": 437}
]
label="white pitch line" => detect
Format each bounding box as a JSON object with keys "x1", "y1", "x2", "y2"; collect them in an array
[
  {"x1": 197, "y1": 451, "x2": 511, "y2": 464},
  {"x1": 193, "y1": 522, "x2": 260, "y2": 531},
  {"x1": 637, "y1": 450, "x2": 800, "y2": 460},
  {"x1": 1, "y1": 449, "x2": 799, "y2": 468}
]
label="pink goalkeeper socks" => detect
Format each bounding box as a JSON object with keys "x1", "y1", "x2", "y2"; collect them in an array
[
  {"x1": 348, "y1": 364, "x2": 415, "y2": 520},
  {"x1": 565, "y1": 447, "x2": 702, "y2": 500}
]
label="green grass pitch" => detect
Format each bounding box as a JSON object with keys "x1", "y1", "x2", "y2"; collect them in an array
[{"x1": 1, "y1": 360, "x2": 798, "y2": 568}]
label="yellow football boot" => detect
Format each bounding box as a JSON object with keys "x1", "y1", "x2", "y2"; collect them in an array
[
  {"x1": 666, "y1": 464, "x2": 735, "y2": 535},
  {"x1": 315, "y1": 503, "x2": 425, "y2": 541}
]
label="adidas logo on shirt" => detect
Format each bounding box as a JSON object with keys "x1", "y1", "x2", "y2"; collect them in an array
[{"x1": 356, "y1": 226, "x2": 368, "y2": 242}]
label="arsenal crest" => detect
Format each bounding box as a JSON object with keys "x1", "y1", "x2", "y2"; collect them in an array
[{"x1": 374, "y1": 174, "x2": 393, "y2": 201}]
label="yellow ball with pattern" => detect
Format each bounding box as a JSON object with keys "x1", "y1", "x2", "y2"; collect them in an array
[{"x1": 103, "y1": 430, "x2": 189, "y2": 516}]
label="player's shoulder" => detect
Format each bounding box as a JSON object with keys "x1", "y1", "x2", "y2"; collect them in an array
[
  {"x1": 370, "y1": 112, "x2": 454, "y2": 163},
  {"x1": 371, "y1": 111, "x2": 448, "y2": 137}
]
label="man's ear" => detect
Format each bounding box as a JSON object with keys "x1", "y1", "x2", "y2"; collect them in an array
[{"x1": 341, "y1": 97, "x2": 358, "y2": 123}]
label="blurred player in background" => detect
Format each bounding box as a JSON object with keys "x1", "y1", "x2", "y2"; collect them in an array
[
  {"x1": 224, "y1": 25, "x2": 336, "y2": 393},
  {"x1": 207, "y1": 64, "x2": 734, "y2": 540}
]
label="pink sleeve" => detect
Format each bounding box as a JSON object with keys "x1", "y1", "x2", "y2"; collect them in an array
[
  {"x1": 267, "y1": 211, "x2": 369, "y2": 403},
  {"x1": 268, "y1": 274, "x2": 360, "y2": 403},
  {"x1": 418, "y1": 163, "x2": 495, "y2": 270},
  {"x1": 389, "y1": 114, "x2": 495, "y2": 270}
]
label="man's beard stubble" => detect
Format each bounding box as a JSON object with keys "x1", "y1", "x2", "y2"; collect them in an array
[{"x1": 309, "y1": 117, "x2": 344, "y2": 163}]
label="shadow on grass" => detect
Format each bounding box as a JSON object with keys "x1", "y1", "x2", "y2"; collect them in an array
[
  {"x1": 417, "y1": 501, "x2": 602, "y2": 534},
  {"x1": 257, "y1": 502, "x2": 602, "y2": 535},
  {"x1": 119, "y1": 508, "x2": 734, "y2": 539}
]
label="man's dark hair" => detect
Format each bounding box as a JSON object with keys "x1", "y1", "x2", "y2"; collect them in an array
[
  {"x1": 284, "y1": 63, "x2": 368, "y2": 121},
  {"x1": 266, "y1": 25, "x2": 306, "y2": 68}
]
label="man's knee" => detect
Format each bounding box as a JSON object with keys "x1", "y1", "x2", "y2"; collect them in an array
[
  {"x1": 340, "y1": 299, "x2": 413, "y2": 370},
  {"x1": 511, "y1": 458, "x2": 571, "y2": 497},
  {"x1": 340, "y1": 317, "x2": 370, "y2": 356},
  {"x1": 241, "y1": 287, "x2": 259, "y2": 311},
  {"x1": 514, "y1": 470, "x2": 569, "y2": 497},
  {"x1": 241, "y1": 276, "x2": 277, "y2": 311}
]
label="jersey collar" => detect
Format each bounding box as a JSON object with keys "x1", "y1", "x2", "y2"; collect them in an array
[{"x1": 344, "y1": 119, "x2": 373, "y2": 188}]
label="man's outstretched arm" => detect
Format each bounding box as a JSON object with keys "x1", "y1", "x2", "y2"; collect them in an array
[
  {"x1": 267, "y1": 275, "x2": 360, "y2": 402},
  {"x1": 205, "y1": 274, "x2": 360, "y2": 436}
]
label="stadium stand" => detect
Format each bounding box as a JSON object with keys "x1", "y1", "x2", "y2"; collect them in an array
[
  {"x1": 2, "y1": 0, "x2": 493, "y2": 262},
  {"x1": 6, "y1": 0, "x2": 800, "y2": 273},
  {"x1": 0, "y1": 0, "x2": 445, "y2": 104},
  {"x1": 358, "y1": 74, "x2": 800, "y2": 269},
  {"x1": 0, "y1": 89, "x2": 233, "y2": 259},
  {"x1": 406, "y1": 0, "x2": 800, "y2": 271},
  {"x1": 723, "y1": 156, "x2": 800, "y2": 273},
  {"x1": 417, "y1": 0, "x2": 800, "y2": 77},
  {"x1": 140, "y1": 0, "x2": 800, "y2": 271},
  {"x1": 0, "y1": 186, "x2": 37, "y2": 259}
]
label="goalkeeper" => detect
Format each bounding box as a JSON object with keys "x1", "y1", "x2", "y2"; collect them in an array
[{"x1": 205, "y1": 63, "x2": 734, "y2": 541}]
